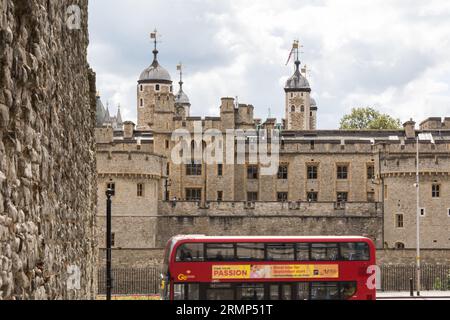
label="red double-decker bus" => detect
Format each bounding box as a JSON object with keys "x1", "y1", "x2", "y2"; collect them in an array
[{"x1": 161, "y1": 235, "x2": 376, "y2": 300}]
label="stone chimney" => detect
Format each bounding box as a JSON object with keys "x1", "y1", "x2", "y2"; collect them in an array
[
  {"x1": 123, "y1": 121, "x2": 135, "y2": 139},
  {"x1": 403, "y1": 119, "x2": 416, "y2": 139}
]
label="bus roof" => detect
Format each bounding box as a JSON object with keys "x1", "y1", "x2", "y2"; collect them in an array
[{"x1": 170, "y1": 235, "x2": 372, "y2": 241}]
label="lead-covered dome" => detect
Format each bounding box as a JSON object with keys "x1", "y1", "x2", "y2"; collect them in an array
[
  {"x1": 139, "y1": 49, "x2": 172, "y2": 83},
  {"x1": 175, "y1": 89, "x2": 190, "y2": 105},
  {"x1": 285, "y1": 61, "x2": 310, "y2": 91}
]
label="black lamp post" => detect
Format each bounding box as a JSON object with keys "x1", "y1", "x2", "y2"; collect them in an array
[{"x1": 105, "y1": 188, "x2": 114, "y2": 300}]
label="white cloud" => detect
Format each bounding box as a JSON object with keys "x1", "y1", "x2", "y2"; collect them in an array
[{"x1": 88, "y1": 0, "x2": 450, "y2": 129}]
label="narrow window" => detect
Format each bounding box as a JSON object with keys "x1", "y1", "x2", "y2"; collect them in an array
[
  {"x1": 111, "y1": 233, "x2": 116, "y2": 247},
  {"x1": 167, "y1": 163, "x2": 170, "y2": 175},
  {"x1": 367, "y1": 165, "x2": 375, "y2": 180},
  {"x1": 217, "y1": 191, "x2": 223, "y2": 202},
  {"x1": 165, "y1": 140, "x2": 170, "y2": 149},
  {"x1": 301, "y1": 105, "x2": 305, "y2": 112},
  {"x1": 155, "y1": 84, "x2": 160, "y2": 91},
  {"x1": 140, "y1": 98, "x2": 144, "y2": 107},
  {"x1": 420, "y1": 208, "x2": 426, "y2": 217},
  {"x1": 291, "y1": 106, "x2": 295, "y2": 112},
  {"x1": 396, "y1": 214, "x2": 404, "y2": 228},
  {"x1": 218, "y1": 164, "x2": 223, "y2": 177},
  {"x1": 140, "y1": 85, "x2": 143, "y2": 92},
  {"x1": 137, "y1": 183, "x2": 144, "y2": 197},
  {"x1": 384, "y1": 185, "x2": 388, "y2": 199},
  {"x1": 367, "y1": 192, "x2": 375, "y2": 203}
]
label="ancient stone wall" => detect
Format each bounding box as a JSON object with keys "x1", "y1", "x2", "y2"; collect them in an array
[{"x1": 0, "y1": 0, "x2": 97, "y2": 299}]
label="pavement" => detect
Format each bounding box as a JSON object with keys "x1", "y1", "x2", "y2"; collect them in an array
[{"x1": 377, "y1": 291, "x2": 450, "y2": 300}]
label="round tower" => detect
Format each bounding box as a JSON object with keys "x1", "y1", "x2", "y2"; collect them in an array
[
  {"x1": 137, "y1": 31, "x2": 175, "y2": 130},
  {"x1": 284, "y1": 41, "x2": 317, "y2": 130},
  {"x1": 174, "y1": 63, "x2": 191, "y2": 119}
]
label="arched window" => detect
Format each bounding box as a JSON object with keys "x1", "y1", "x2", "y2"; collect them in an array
[
  {"x1": 395, "y1": 242, "x2": 405, "y2": 250},
  {"x1": 291, "y1": 106, "x2": 295, "y2": 112}
]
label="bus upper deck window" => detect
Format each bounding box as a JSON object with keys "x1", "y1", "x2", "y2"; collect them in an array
[{"x1": 176, "y1": 243, "x2": 204, "y2": 262}]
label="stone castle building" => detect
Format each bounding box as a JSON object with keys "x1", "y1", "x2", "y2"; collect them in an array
[{"x1": 95, "y1": 37, "x2": 450, "y2": 267}]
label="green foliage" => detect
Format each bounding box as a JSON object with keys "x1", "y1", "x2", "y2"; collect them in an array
[{"x1": 340, "y1": 107, "x2": 402, "y2": 130}]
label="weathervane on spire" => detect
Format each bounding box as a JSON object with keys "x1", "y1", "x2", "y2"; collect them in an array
[
  {"x1": 286, "y1": 40, "x2": 303, "y2": 66},
  {"x1": 176, "y1": 62, "x2": 184, "y2": 88},
  {"x1": 150, "y1": 29, "x2": 162, "y2": 61}
]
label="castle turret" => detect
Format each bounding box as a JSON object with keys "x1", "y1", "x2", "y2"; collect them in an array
[
  {"x1": 174, "y1": 63, "x2": 191, "y2": 119},
  {"x1": 284, "y1": 41, "x2": 317, "y2": 130},
  {"x1": 137, "y1": 30, "x2": 175, "y2": 131}
]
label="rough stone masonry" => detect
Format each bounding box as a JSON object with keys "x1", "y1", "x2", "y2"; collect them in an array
[{"x1": 0, "y1": 0, "x2": 97, "y2": 299}]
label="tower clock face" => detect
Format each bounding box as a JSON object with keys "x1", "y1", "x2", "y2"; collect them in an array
[
  {"x1": 176, "y1": 107, "x2": 184, "y2": 116},
  {"x1": 290, "y1": 97, "x2": 305, "y2": 105}
]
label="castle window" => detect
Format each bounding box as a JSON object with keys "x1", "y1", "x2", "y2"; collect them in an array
[
  {"x1": 217, "y1": 191, "x2": 223, "y2": 202},
  {"x1": 170, "y1": 86, "x2": 173, "y2": 92},
  {"x1": 367, "y1": 165, "x2": 375, "y2": 180},
  {"x1": 247, "y1": 165, "x2": 259, "y2": 180},
  {"x1": 111, "y1": 233, "x2": 115, "y2": 247},
  {"x1": 277, "y1": 165, "x2": 288, "y2": 180},
  {"x1": 140, "y1": 85, "x2": 143, "y2": 92},
  {"x1": 291, "y1": 93, "x2": 294, "y2": 98},
  {"x1": 217, "y1": 164, "x2": 223, "y2": 177},
  {"x1": 307, "y1": 192, "x2": 318, "y2": 202},
  {"x1": 165, "y1": 140, "x2": 170, "y2": 149},
  {"x1": 307, "y1": 165, "x2": 318, "y2": 180},
  {"x1": 186, "y1": 162, "x2": 202, "y2": 176},
  {"x1": 155, "y1": 84, "x2": 160, "y2": 91},
  {"x1": 140, "y1": 98, "x2": 144, "y2": 107},
  {"x1": 301, "y1": 106, "x2": 305, "y2": 112},
  {"x1": 420, "y1": 208, "x2": 426, "y2": 217},
  {"x1": 310, "y1": 140, "x2": 315, "y2": 150},
  {"x1": 337, "y1": 192, "x2": 348, "y2": 203},
  {"x1": 277, "y1": 192, "x2": 288, "y2": 202},
  {"x1": 367, "y1": 192, "x2": 375, "y2": 203},
  {"x1": 432, "y1": 184, "x2": 440, "y2": 198},
  {"x1": 167, "y1": 163, "x2": 170, "y2": 175},
  {"x1": 137, "y1": 183, "x2": 144, "y2": 197},
  {"x1": 107, "y1": 183, "x2": 115, "y2": 196},
  {"x1": 395, "y1": 242, "x2": 405, "y2": 249},
  {"x1": 186, "y1": 188, "x2": 202, "y2": 201},
  {"x1": 247, "y1": 192, "x2": 258, "y2": 202},
  {"x1": 337, "y1": 165, "x2": 348, "y2": 180},
  {"x1": 291, "y1": 106, "x2": 295, "y2": 112},
  {"x1": 396, "y1": 214, "x2": 404, "y2": 228}
]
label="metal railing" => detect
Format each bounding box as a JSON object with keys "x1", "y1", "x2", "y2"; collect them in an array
[
  {"x1": 98, "y1": 267, "x2": 162, "y2": 295},
  {"x1": 380, "y1": 265, "x2": 450, "y2": 292}
]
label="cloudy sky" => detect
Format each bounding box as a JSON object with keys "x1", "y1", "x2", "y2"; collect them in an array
[{"x1": 88, "y1": 0, "x2": 450, "y2": 129}]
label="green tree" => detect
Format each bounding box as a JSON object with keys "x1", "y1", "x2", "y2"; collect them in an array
[{"x1": 340, "y1": 107, "x2": 402, "y2": 130}]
